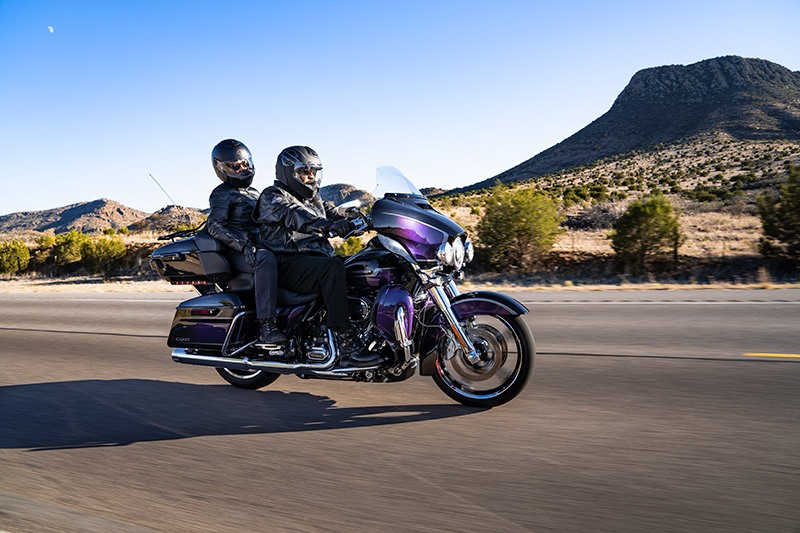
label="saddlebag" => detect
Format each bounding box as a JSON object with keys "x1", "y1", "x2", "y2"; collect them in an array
[{"x1": 167, "y1": 292, "x2": 253, "y2": 349}]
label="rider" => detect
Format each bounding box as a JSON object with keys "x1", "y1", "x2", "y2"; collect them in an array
[
  {"x1": 206, "y1": 139, "x2": 286, "y2": 346},
  {"x1": 254, "y1": 145, "x2": 379, "y2": 367}
]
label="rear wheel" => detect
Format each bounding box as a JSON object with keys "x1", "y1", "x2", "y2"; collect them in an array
[
  {"x1": 432, "y1": 314, "x2": 534, "y2": 408},
  {"x1": 215, "y1": 368, "x2": 280, "y2": 390}
]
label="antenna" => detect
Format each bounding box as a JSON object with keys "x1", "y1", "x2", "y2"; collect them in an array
[{"x1": 148, "y1": 173, "x2": 178, "y2": 206}]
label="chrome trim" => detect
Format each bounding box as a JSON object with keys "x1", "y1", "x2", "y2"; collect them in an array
[
  {"x1": 222, "y1": 310, "x2": 256, "y2": 357},
  {"x1": 444, "y1": 280, "x2": 460, "y2": 298},
  {"x1": 428, "y1": 285, "x2": 479, "y2": 364},
  {"x1": 394, "y1": 306, "x2": 416, "y2": 371},
  {"x1": 172, "y1": 330, "x2": 338, "y2": 373}
]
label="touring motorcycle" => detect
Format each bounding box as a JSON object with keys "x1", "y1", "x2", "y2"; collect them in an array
[{"x1": 149, "y1": 167, "x2": 534, "y2": 408}]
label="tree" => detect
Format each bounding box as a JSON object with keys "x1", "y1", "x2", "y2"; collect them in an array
[
  {"x1": 476, "y1": 185, "x2": 563, "y2": 271},
  {"x1": 0, "y1": 240, "x2": 31, "y2": 275},
  {"x1": 609, "y1": 192, "x2": 684, "y2": 274},
  {"x1": 758, "y1": 165, "x2": 800, "y2": 261}
]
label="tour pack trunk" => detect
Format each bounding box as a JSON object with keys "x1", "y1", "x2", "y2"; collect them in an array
[{"x1": 149, "y1": 232, "x2": 233, "y2": 286}]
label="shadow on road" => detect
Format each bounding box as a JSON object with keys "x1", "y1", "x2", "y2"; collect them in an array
[{"x1": 0, "y1": 379, "x2": 478, "y2": 451}]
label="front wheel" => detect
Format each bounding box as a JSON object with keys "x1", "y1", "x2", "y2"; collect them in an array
[
  {"x1": 432, "y1": 314, "x2": 534, "y2": 408},
  {"x1": 216, "y1": 368, "x2": 281, "y2": 390}
]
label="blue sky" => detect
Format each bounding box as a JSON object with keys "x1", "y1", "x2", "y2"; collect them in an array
[{"x1": 1, "y1": 0, "x2": 798, "y2": 216}]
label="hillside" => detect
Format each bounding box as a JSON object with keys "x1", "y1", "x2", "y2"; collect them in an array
[
  {"x1": 459, "y1": 56, "x2": 800, "y2": 192},
  {"x1": 0, "y1": 199, "x2": 149, "y2": 235}
]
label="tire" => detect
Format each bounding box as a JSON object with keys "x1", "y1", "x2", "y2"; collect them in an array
[
  {"x1": 215, "y1": 368, "x2": 281, "y2": 390},
  {"x1": 432, "y1": 314, "x2": 534, "y2": 408}
]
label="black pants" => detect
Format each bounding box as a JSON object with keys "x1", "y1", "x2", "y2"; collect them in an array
[
  {"x1": 276, "y1": 254, "x2": 349, "y2": 330},
  {"x1": 229, "y1": 249, "x2": 279, "y2": 320}
]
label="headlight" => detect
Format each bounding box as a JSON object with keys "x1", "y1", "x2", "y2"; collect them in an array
[
  {"x1": 437, "y1": 241, "x2": 454, "y2": 265},
  {"x1": 453, "y1": 237, "x2": 465, "y2": 269},
  {"x1": 464, "y1": 240, "x2": 474, "y2": 263}
]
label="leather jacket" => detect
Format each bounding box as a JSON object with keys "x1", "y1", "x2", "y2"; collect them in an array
[
  {"x1": 206, "y1": 182, "x2": 260, "y2": 252},
  {"x1": 254, "y1": 182, "x2": 341, "y2": 256}
]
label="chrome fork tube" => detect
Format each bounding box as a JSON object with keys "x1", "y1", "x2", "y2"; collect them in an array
[{"x1": 428, "y1": 284, "x2": 479, "y2": 364}]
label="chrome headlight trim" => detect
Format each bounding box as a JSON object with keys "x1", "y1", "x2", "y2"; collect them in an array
[
  {"x1": 453, "y1": 237, "x2": 465, "y2": 270},
  {"x1": 437, "y1": 241, "x2": 454, "y2": 265},
  {"x1": 464, "y1": 240, "x2": 474, "y2": 263}
]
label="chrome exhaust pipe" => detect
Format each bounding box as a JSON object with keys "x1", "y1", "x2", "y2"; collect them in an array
[
  {"x1": 172, "y1": 348, "x2": 337, "y2": 373},
  {"x1": 172, "y1": 330, "x2": 338, "y2": 374}
]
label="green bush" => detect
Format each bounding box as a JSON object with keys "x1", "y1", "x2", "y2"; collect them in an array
[
  {"x1": 51, "y1": 229, "x2": 92, "y2": 266},
  {"x1": 609, "y1": 192, "x2": 684, "y2": 274},
  {"x1": 0, "y1": 240, "x2": 31, "y2": 274},
  {"x1": 82, "y1": 236, "x2": 128, "y2": 277},
  {"x1": 476, "y1": 186, "x2": 563, "y2": 271},
  {"x1": 334, "y1": 236, "x2": 365, "y2": 257},
  {"x1": 758, "y1": 164, "x2": 800, "y2": 261}
]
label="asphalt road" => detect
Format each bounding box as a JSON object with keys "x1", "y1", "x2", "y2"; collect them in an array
[{"x1": 1, "y1": 289, "x2": 798, "y2": 532}]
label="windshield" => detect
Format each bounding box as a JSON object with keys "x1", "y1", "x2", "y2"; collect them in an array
[{"x1": 372, "y1": 166, "x2": 424, "y2": 199}]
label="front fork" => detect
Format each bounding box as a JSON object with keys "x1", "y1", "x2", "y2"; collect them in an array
[{"x1": 427, "y1": 282, "x2": 480, "y2": 365}]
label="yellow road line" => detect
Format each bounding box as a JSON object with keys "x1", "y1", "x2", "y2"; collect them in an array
[{"x1": 743, "y1": 353, "x2": 800, "y2": 358}]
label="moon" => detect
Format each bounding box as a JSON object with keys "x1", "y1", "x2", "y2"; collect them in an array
[{"x1": 47, "y1": 26, "x2": 54, "y2": 33}]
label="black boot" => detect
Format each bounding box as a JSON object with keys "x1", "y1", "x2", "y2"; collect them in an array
[
  {"x1": 256, "y1": 318, "x2": 287, "y2": 346},
  {"x1": 338, "y1": 328, "x2": 380, "y2": 367}
]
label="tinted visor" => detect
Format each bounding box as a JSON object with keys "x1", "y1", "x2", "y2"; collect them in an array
[
  {"x1": 293, "y1": 166, "x2": 321, "y2": 181},
  {"x1": 218, "y1": 157, "x2": 254, "y2": 178}
]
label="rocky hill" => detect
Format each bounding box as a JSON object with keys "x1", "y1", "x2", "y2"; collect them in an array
[
  {"x1": 459, "y1": 56, "x2": 800, "y2": 192},
  {"x1": 319, "y1": 183, "x2": 375, "y2": 205},
  {"x1": 0, "y1": 199, "x2": 149, "y2": 235}
]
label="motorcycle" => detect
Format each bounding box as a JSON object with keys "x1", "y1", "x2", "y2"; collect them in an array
[{"x1": 149, "y1": 166, "x2": 534, "y2": 408}]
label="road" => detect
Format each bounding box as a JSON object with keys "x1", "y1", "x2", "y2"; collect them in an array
[{"x1": 1, "y1": 289, "x2": 798, "y2": 532}]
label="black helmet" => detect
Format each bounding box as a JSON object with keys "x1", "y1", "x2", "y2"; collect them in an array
[
  {"x1": 212, "y1": 139, "x2": 255, "y2": 188},
  {"x1": 275, "y1": 146, "x2": 323, "y2": 200}
]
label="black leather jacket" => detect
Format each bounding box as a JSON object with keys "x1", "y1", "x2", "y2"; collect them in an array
[
  {"x1": 206, "y1": 182, "x2": 260, "y2": 252},
  {"x1": 254, "y1": 182, "x2": 341, "y2": 256}
]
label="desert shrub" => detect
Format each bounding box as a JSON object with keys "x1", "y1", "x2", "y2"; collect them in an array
[
  {"x1": 51, "y1": 230, "x2": 92, "y2": 266},
  {"x1": 0, "y1": 239, "x2": 31, "y2": 274},
  {"x1": 609, "y1": 192, "x2": 684, "y2": 274},
  {"x1": 565, "y1": 203, "x2": 622, "y2": 230},
  {"x1": 81, "y1": 236, "x2": 128, "y2": 277},
  {"x1": 334, "y1": 236, "x2": 365, "y2": 257},
  {"x1": 757, "y1": 164, "x2": 800, "y2": 261},
  {"x1": 476, "y1": 186, "x2": 563, "y2": 271}
]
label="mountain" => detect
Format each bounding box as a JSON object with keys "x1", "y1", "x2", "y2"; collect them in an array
[
  {"x1": 0, "y1": 199, "x2": 150, "y2": 235},
  {"x1": 128, "y1": 205, "x2": 207, "y2": 233},
  {"x1": 319, "y1": 183, "x2": 375, "y2": 205},
  {"x1": 462, "y1": 56, "x2": 800, "y2": 192}
]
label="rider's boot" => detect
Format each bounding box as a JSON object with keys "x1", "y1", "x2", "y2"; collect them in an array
[
  {"x1": 338, "y1": 327, "x2": 380, "y2": 367},
  {"x1": 256, "y1": 318, "x2": 287, "y2": 347}
]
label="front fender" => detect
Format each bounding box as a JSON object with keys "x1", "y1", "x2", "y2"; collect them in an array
[
  {"x1": 449, "y1": 290, "x2": 529, "y2": 319},
  {"x1": 417, "y1": 290, "x2": 528, "y2": 375}
]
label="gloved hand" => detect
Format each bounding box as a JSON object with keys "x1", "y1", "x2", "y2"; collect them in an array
[
  {"x1": 243, "y1": 245, "x2": 257, "y2": 267},
  {"x1": 328, "y1": 219, "x2": 356, "y2": 238}
]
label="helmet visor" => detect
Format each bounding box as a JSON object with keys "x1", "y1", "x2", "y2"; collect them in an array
[
  {"x1": 217, "y1": 157, "x2": 254, "y2": 178},
  {"x1": 293, "y1": 166, "x2": 321, "y2": 181}
]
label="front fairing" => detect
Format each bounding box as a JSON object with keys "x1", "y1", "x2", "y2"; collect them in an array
[{"x1": 370, "y1": 167, "x2": 465, "y2": 263}]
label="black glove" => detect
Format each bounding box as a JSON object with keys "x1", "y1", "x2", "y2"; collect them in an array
[
  {"x1": 243, "y1": 245, "x2": 257, "y2": 267},
  {"x1": 328, "y1": 219, "x2": 356, "y2": 238}
]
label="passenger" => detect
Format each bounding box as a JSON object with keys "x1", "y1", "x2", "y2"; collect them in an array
[
  {"x1": 206, "y1": 139, "x2": 286, "y2": 346},
  {"x1": 254, "y1": 145, "x2": 378, "y2": 367}
]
